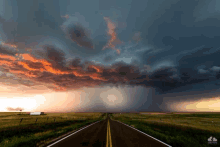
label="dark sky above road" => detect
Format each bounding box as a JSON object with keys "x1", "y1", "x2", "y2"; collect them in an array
[{"x1": 0, "y1": 0, "x2": 220, "y2": 112}]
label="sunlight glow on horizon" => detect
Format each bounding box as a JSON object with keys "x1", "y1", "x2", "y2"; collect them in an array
[
  {"x1": 0, "y1": 95, "x2": 46, "y2": 112},
  {"x1": 169, "y1": 97, "x2": 220, "y2": 112}
]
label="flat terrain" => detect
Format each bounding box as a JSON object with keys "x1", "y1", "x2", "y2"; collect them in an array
[
  {"x1": 0, "y1": 112, "x2": 102, "y2": 129},
  {"x1": 1, "y1": 112, "x2": 219, "y2": 146},
  {"x1": 0, "y1": 112, "x2": 105, "y2": 147},
  {"x1": 48, "y1": 116, "x2": 169, "y2": 147},
  {"x1": 112, "y1": 112, "x2": 220, "y2": 147}
]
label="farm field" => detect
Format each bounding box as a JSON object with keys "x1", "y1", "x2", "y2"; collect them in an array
[
  {"x1": 0, "y1": 112, "x2": 106, "y2": 147},
  {"x1": 111, "y1": 112, "x2": 220, "y2": 147}
]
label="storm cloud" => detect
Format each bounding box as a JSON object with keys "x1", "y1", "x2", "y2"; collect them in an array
[{"x1": 0, "y1": 0, "x2": 220, "y2": 112}]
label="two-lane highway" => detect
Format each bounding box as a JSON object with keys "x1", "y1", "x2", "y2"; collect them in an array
[{"x1": 47, "y1": 116, "x2": 171, "y2": 147}]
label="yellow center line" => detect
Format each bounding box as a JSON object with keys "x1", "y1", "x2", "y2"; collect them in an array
[
  {"x1": 106, "y1": 119, "x2": 112, "y2": 147},
  {"x1": 106, "y1": 120, "x2": 108, "y2": 147},
  {"x1": 109, "y1": 120, "x2": 112, "y2": 147}
]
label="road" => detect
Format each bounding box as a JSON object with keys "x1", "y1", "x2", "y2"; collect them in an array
[{"x1": 47, "y1": 116, "x2": 171, "y2": 147}]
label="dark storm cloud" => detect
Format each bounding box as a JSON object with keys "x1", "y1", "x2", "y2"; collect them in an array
[
  {"x1": 144, "y1": 66, "x2": 216, "y2": 94},
  {"x1": 145, "y1": 67, "x2": 179, "y2": 93},
  {"x1": 177, "y1": 47, "x2": 216, "y2": 69},
  {"x1": 104, "y1": 55, "x2": 113, "y2": 62},
  {"x1": 33, "y1": 2, "x2": 62, "y2": 30},
  {"x1": 108, "y1": 0, "x2": 220, "y2": 95},
  {"x1": 215, "y1": 71, "x2": 220, "y2": 79},
  {"x1": 125, "y1": 0, "x2": 220, "y2": 68},
  {"x1": 0, "y1": 17, "x2": 18, "y2": 42},
  {"x1": 0, "y1": 0, "x2": 64, "y2": 46},
  {"x1": 0, "y1": 48, "x2": 151, "y2": 92},
  {"x1": 0, "y1": 44, "x2": 17, "y2": 55},
  {"x1": 140, "y1": 0, "x2": 220, "y2": 49},
  {"x1": 171, "y1": 46, "x2": 220, "y2": 92},
  {"x1": 66, "y1": 23, "x2": 94, "y2": 49},
  {"x1": 0, "y1": 46, "x2": 217, "y2": 94},
  {"x1": 68, "y1": 58, "x2": 82, "y2": 68},
  {"x1": 1, "y1": 0, "x2": 220, "y2": 103},
  {"x1": 100, "y1": 62, "x2": 147, "y2": 85},
  {"x1": 44, "y1": 45, "x2": 65, "y2": 67},
  {"x1": 0, "y1": 16, "x2": 5, "y2": 23}
]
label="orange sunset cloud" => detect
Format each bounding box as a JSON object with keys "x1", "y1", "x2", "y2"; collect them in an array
[{"x1": 103, "y1": 17, "x2": 122, "y2": 55}]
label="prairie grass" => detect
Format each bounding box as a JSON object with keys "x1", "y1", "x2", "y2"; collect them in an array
[
  {"x1": 0, "y1": 112, "x2": 102, "y2": 129},
  {"x1": 111, "y1": 112, "x2": 220, "y2": 147},
  {"x1": 0, "y1": 112, "x2": 105, "y2": 147}
]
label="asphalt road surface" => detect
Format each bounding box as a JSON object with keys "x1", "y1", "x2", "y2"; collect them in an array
[{"x1": 48, "y1": 116, "x2": 170, "y2": 147}]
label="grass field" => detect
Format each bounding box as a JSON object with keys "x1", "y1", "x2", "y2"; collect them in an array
[
  {"x1": 0, "y1": 112, "x2": 106, "y2": 147},
  {"x1": 1, "y1": 112, "x2": 219, "y2": 147},
  {"x1": 111, "y1": 112, "x2": 220, "y2": 147}
]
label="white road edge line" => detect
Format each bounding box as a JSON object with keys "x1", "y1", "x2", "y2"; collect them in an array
[
  {"x1": 114, "y1": 120, "x2": 172, "y2": 147},
  {"x1": 47, "y1": 121, "x2": 101, "y2": 147}
]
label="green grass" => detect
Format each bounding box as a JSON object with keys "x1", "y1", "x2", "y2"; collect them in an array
[
  {"x1": 1, "y1": 120, "x2": 99, "y2": 147},
  {"x1": 0, "y1": 112, "x2": 106, "y2": 147},
  {"x1": 0, "y1": 112, "x2": 102, "y2": 129},
  {"x1": 111, "y1": 113, "x2": 220, "y2": 147}
]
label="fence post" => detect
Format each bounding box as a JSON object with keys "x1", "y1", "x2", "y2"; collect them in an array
[
  {"x1": 47, "y1": 117, "x2": 49, "y2": 121},
  {"x1": 54, "y1": 118, "x2": 56, "y2": 122},
  {"x1": 19, "y1": 118, "x2": 23, "y2": 125},
  {"x1": 35, "y1": 118, "x2": 38, "y2": 124}
]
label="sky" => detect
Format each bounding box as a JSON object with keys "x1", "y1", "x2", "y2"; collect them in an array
[{"x1": 0, "y1": 0, "x2": 220, "y2": 112}]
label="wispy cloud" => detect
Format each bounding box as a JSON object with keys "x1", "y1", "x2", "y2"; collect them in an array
[{"x1": 102, "y1": 17, "x2": 122, "y2": 54}]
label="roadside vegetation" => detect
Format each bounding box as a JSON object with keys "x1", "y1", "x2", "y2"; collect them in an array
[
  {"x1": 0, "y1": 112, "x2": 106, "y2": 147},
  {"x1": 111, "y1": 112, "x2": 220, "y2": 147}
]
